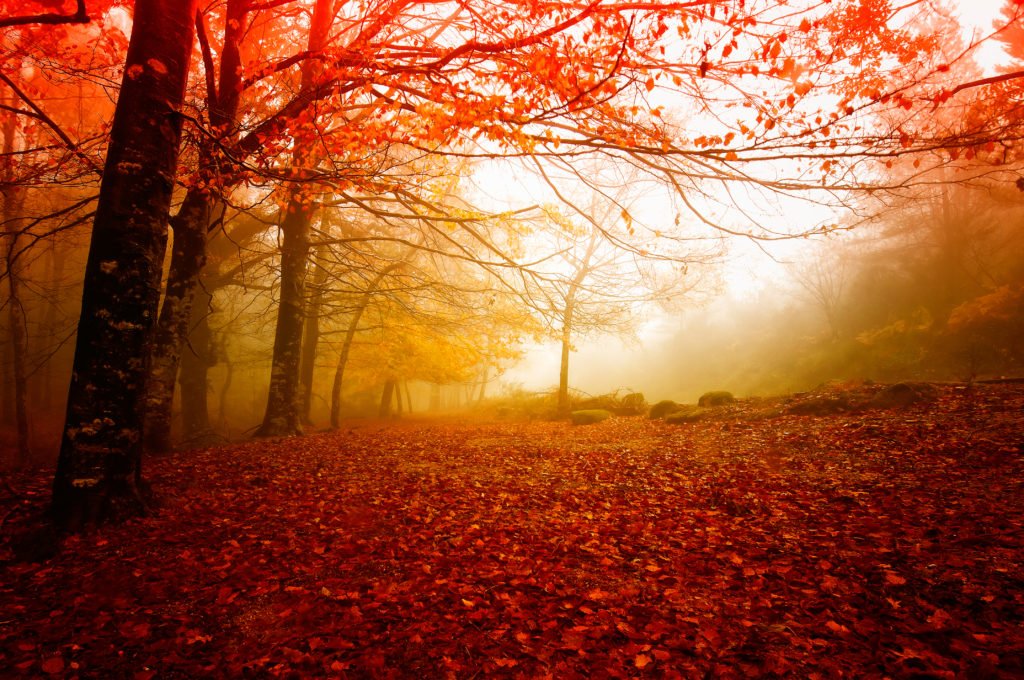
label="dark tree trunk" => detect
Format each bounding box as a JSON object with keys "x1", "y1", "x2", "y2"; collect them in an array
[
  {"x1": 256, "y1": 0, "x2": 333, "y2": 437},
  {"x1": 379, "y1": 379, "x2": 395, "y2": 419},
  {"x1": 52, "y1": 0, "x2": 198, "y2": 530},
  {"x1": 2, "y1": 95, "x2": 30, "y2": 463},
  {"x1": 404, "y1": 382, "x2": 413, "y2": 414},
  {"x1": 179, "y1": 285, "x2": 214, "y2": 442},
  {"x1": 299, "y1": 246, "x2": 327, "y2": 425},
  {"x1": 39, "y1": 238, "x2": 66, "y2": 411},
  {"x1": 143, "y1": 0, "x2": 248, "y2": 453},
  {"x1": 144, "y1": 192, "x2": 213, "y2": 453},
  {"x1": 257, "y1": 203, "x2": 315, "y2": 436},
  {"x1": 394, "y1": 380, "x2": 403, "y2": 416}
]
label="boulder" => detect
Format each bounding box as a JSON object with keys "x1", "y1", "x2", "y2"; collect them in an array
[
  {"x1": 570, "y1": 409, "x2": 613, "y2": 425},
  {"x1": 649, "y1": 400, "x2": 681, "y2": 419},
  {"x1": 785, "y1": 395, "x2": 852, "y2": 416},
  {"x1": 698, "y1": 391, "x2": 735, "y2": 407},
  {"x1": 664, "y1": 406, "x2": 711, "y2": 424},
  {"x1": 870, "y1": 382, "x2": 939, "y2": 409}
]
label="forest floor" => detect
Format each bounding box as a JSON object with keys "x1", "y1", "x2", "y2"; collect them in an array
[{"x1": 2, "y1": 382, "x2": 1024, "y2": 678}]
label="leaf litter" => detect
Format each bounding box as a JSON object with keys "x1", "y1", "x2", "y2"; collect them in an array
[{"x1": 2, "y1": 383, "x2": 1023, "y2": 677}]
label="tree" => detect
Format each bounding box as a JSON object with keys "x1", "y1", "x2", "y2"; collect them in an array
[{"x1": 52, "y1": 0, "x2": 198, "y2": 528}]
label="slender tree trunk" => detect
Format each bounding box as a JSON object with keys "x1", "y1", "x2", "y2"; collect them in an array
[
  {"x1": 2, "y1": 92, "x2": 30, "y2": 463},
  {"x1": 404, "y1": 382, "x2": 413, "y2": 414},
  {"x1": 144, "y1": 192, "x2": 213, "y2": 453},
  {"x1": 477, "y1": 367, "x2": 489, "y2": 404},
  {"x1": 329, "y1": 262, "x2": 401, "y2": 428},
  {"x1": 379, "y1": 379, "x2": 395, "y2": 419},
  {"x1": 144, "y1": 0, "x2": 248, "y2": 453},
  {"x1": 299, "y1": 246, "x2": 328, "y2": 425},
  {"x1": 394, "y1": 379, "x2": 403, "y2": 416},
  {"x1": 556, "y1": 298, "x2": 576, "y2": 417},
  {"x1": 52, "y1": 0, "x2": 198, "y2": 530},
  {"x1": 179, "y1": 286, "x2": 214, "y2": 442},
  {"x1": 257, "y1": 0, "x2": 334, "y2": 437},
  {"x1": 217, "y1": 338, "x2": 233, "y2": 430},
  {"x1": 39, "y1": 238, "x2": 66, "y2": 411},
  {"x1": 556, "y1": 232, "x2": 598, "y2": 417}
]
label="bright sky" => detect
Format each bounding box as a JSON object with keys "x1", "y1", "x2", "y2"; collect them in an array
[{"x1": 501, "y1": 0, "x2": 1013, "y2": 394}]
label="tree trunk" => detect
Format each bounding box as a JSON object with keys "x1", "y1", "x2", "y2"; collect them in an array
[
  {"x1": 379, "y1": 379, "x2": 395, "y2": 419},
  {"x1": 329, "y1": 262, "x2": 400, "y2": 428},
  {"x1": 143, "y1": 0, "x2": 248, "y2": 453},
  {"x1": 394, "y1": 380, "x2": 403, "y2": 416},
  {"x1": 257, "y1": 203, "x2": 315, "y2": 436},
  {"x1": 144, "y1": 192, "x2": 213, "y2": 453},
  {"x1": 1, "y1": 91, "x2": 30, "y2": 463},
  {"x1": 179, "y1": 285, "x2": 214, "y2": 443},
  {"x1": 257, "y1": 0, "x2": 334, "y2": 437},
  {"x1": 39, "y1": 238, "x2": 66, "y2": 411},
  {"x1": 404, "y1": 382, "x2": 413, "y2": 414},
  {"x1": 52, "y1": 0, "x2": 198, "y2": 530},
  {"x1": 556, "y1": 299, "x2": 576, "y2": 417},
  {"x1": 299, "y1": 245, "x2": 328, "y2": 425},
  {"x1": 556, "y1": 232, "x2": 598, "y2": 417}
]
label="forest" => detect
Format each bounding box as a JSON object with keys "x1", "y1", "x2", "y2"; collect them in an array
[{"x1": 2, "y1": 0, "x2": 1024, "y2": 676}]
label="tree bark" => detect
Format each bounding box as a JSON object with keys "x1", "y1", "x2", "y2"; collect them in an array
[
  {"x1": 379, "y1": 379, "x2": 395, "y2": 419},
  {"x1": 179, "y1": 285, "x2": 214, "y2": 443},
  {"x1": 52, "y1": 0, "x2": 198, "y2": 530},
  {"x1": 144, "y1": 192, "x2": 213, "y2": 453},
  {"x1": 257, "y1": 0, "x2": 334, "y2": 437},
  {"x1": 556, "y1": 232, "x2": 598, "y2": 417},
  {"x1": 1, "y1": 90, "x2": 30, "y2": 463},
  {"x1": 299, "y1": 245, "x2": 328, "y2": 425},
  {"x1": 143, "y1": 0, "x2": 248, "y2": 453}
]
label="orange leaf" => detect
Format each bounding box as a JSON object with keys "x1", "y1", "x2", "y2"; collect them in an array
[
  {"x1": 634, "y1": 653, "x2": 652, "y2": 669},
  {"x1": 42, "y1": 657, "x2": 64, "y2": 675}
]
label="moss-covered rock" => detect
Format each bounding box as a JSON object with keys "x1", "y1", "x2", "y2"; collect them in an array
[
  {"x1": 664, "y1": 406, "x2": 711, "y2": 424},
  {"x1": 649, "y1": 400, "x2": 681, "y2": 419},
  {"x1": 870, "y1": 382, "x2": 939, "y2": 409},
  {"x1": 785, "y1": 395, "x2": 852, "y2": 416},
  {"x1": 698, "y1": 391, "x2": 735, "y2": 407},
  {"x1": 570, "y1": 409, "x2": 613, "y2": 425}
]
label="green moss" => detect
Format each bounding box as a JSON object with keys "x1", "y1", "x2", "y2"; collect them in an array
[
  {"x1": 570, "y1": 409, "x2": 613, "y2": 425},
  {"x1": 664, "y1": 406, "x2": 711, "y2": 424},
  {"x1": 697, "y1": 391, "x2": 735, "y2": 407}
]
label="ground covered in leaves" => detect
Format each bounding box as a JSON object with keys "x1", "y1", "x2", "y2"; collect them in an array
[{"x1": 2, "y1": 383, "x2": 1024, "y2": 678}]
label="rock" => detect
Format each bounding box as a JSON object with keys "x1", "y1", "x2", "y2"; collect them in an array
[
  {"x1": 698, "y1": 391, "x2": 735, "y2": 407},
  {"x1": 570, "y1": 409, "x2": 613, "y2": 425},
  {"x1": 649, "y1": 400, "x2": 681, "y2": 419},
  {"x1": 870, "y1": 382, "x2": 939, "y2": 409},
  {"x1": 664, "y1": 406, "x2": 711, "y2": 424},
  {"x1": 785, "y1": 395, "x2": 852, "y2": 416}
]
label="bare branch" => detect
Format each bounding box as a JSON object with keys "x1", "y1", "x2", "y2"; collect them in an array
[{"x1": 0, "y1": 0, "x2": 88, "y2": 28}]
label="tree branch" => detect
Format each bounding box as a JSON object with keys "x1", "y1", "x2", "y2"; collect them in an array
[{"x1": 0, "y1": 0, "x2": 88, "y2": 28}]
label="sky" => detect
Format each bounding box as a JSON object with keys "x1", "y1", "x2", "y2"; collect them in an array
[{"x1": 499, "y1": 0, "x2": 1012, "y2": 397}]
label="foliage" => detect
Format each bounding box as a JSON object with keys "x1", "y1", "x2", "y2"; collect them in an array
[{"x1": 2, "y1": 383, "x2": 1023, "y2": 676}]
